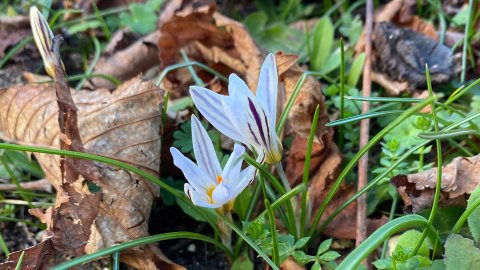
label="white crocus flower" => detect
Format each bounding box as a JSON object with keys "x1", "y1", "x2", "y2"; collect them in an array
[
  {"x1": 170, "y1": 115, "x2": 255, "y2": 210},
  {"x1": 190, "y1": 54, "x2": 282, "y2": 164},
  {"x1": 30, "y1": 6, "x2": 56, "y2": 77}
]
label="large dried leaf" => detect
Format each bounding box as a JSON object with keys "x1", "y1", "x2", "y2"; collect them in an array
[
  {"x1": 391, "y1": 155, "x2": 480, "y2": 213},
  {"x1": 0, "y1": 78, "x2": 182, "y2": 269}
]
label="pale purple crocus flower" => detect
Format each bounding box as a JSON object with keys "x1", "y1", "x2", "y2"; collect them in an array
[
  {"x1": 30, "y1": 6, "x2": 56, "y2": 77},
  {"x1": 170, "y1": 115, "x2": 255, "y2": 210},
  {"x1": 190, "y1": 53, "x2": 282, "y2": 164}
]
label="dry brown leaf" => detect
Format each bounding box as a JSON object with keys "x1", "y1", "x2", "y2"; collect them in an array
[
  {"x1": 0, "y1": 15, "x2": 30, "y2": 58},
  {"x1": 0, "y1": 78, "x2": 183, "y2": 269},
  {"x1": 391, "y1": 155, "x2": 480, "y2": 213},
  {"x1": 0, "y1": 238, "x2": 55, "y2": 269},
  {"x1": 90, "y1": 31, "x2": 160, "y2": 89},
  {"x1": 356, "y1": 0, "x2": 437, "y2": 53},
  {"x1": 280, "y1": 257, "x2": 306, "y2": 270}
]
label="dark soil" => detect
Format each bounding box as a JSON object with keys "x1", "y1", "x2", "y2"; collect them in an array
[
  {"x1": 0, "y1": 206, "x2": 43, "y2": 262},
  {"x1": 151, "y1": 202, "x2": 230, "y2": 270}
]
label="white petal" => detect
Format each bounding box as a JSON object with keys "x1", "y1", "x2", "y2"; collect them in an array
[
  {"x1": 170, "y1": 147, "x2": 215, "y2": 190},
  {"x1": 221, "y1": 144, "x2": 245, "y2": 186},
  {"x1": 190, "y1": 86, "x2": 245, "y2": 142},
  {"x1": 228, "y1": 74, "x2": 255, "y2": 100},
  {"x1": 231, "y1": 166, "x2": 256, "y2": 198},
  {"x1": 191, "y1": 115, "x2": 222, "y2": 181},
  {"x1": 185, "y1": 184, "x2": 221, "y2": 209},
  {"x1": 220, "y1": 97, "x2": 250, "y2": 145},
  {"x1": 212, "y1": 184, "x2": 231, "y2": 205},
  {"x1": 256, "y1": 54, "x2": 278, "y2": 125}
]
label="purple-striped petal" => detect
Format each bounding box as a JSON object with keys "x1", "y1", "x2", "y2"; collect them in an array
[
  {"x1": 191, "y1": 115, "x2": 222, "y2": 181},
  {"x1": 190, "y1": 86, "x2": 245, "y2": 143},
  {"x1": 255, "y1": 53, "x2": 278, "y2": 126},
  {"x1": 171, "y1": 147, "x2": 214, "y2": 190}
]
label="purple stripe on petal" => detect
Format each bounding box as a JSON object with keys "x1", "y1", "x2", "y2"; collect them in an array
[
  {"x1": 193, "y1": 119, "x2": 217, "y2": 180},
  {"x1": 248, "y1": 98, "x2": 268, "y2": 146},
  {"x1": 262, "y1": 109, "x2": 271, "y2": 146},
  {"x1": 247, "y1": 123, "x2": 260, "y2": 145}
]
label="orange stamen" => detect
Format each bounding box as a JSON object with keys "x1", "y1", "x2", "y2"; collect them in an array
[{"x1": 216, "y1": 175, "x2": 223, "y2": 184}]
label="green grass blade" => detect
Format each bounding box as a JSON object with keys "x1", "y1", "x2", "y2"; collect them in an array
[
  {"x1": 326, "y1": 110, "x2": 410, "y2": 126},
  {"x1": 411, "y1": 65, "x2": 442, "y2": 257},
  {"x1": 301, "y1": 105, "x2": 320, "y2": 237},
  {"x1": 15, "y1": 251, "x2": 25, "y2": 270},
  {"x1": 52, "y1": 232, "x2": 231, "y2": 270},
  {"x1": 337, "y1": 215, "x2": 441, "y2": 270},
  {"x1": 265, "y1": 199, "x2": 279, "y2": 266},
  {"x1": 418, "y1": 128, "x2": 480, "y2": 139}
]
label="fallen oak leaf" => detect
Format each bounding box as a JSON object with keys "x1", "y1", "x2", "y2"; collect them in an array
[
  {"x1": 0, "y1": 77, "x2": 182, "y2": 270},
  {"x1": 391, "y1": 155, "x2": 480, "y2": 213}
]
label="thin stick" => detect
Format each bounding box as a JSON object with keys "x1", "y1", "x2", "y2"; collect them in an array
[
  {"x1": 0, "y1": 179, "x2": 52, "y2": 192},
  {"x1": 356, "y1": 0, "x2": 373, "y2": 251}
]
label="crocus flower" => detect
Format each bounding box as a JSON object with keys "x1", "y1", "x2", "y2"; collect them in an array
[
  {"x1": 30, "y1": 6, "x2": 56, "y2": 77},
  {"x1": 190, "y1": 54, "x2": 282, "y2": 164},
  {"x1": 170, "y1": 115, "x2": 255, "y2": 210}
]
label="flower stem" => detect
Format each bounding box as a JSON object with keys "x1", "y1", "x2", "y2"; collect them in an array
[
  {"x1": 274, "y1": 162, "x2": 291, "y2": 192},
  {"x1": 217, "y1": 208, "x2": 233, "y2": 252}
]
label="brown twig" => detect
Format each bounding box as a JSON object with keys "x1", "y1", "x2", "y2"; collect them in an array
[
  {"x1": 0, "y1": 178, "x2": 52, "y2": 192},
  {"x1": 356, "y1": 0, "x2": 373, "y2": 251}
]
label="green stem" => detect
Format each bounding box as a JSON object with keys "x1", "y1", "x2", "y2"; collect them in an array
[
  {"x1": 52, "y1": 232, "x2": 232, "y2": 270},
  {"x1": 451, "y1": 197, "x2": 480, "y2": 234},
  {"x1": 274, "y1": 162, "x2": 291, "y2": 192},
  {"x1": 411, "y1": 65, "x2": 442, "y2": 257},
  {"x1": 266, "y1": 199, "x2": 280, "y2": 266},
  {"x1": 301, "y1": 105, "x2": 320, "y2": 237},
  {"x1": 461, "y1": 0, "x2": 474, "y2": 83}
]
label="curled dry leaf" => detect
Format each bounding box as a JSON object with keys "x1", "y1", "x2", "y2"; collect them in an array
[
  {"x1": 391, "y1": 155, "x2": 480, "y2": 213},
  {"x1": 355, "y1": 0, "x2": 457, "y2": 94},
  {"x1": 90, "y1": 31, "x2": 161, "y2": 89},
  {"x1": 280, "y1": 257, "x2": 306, "y2": 270},
  {"x1": 0, "y1": 78, "x2": 183, "y2": 270}
]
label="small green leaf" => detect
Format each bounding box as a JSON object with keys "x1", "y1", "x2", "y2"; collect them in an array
[
  {"x1": 292, "y1": 251, "x2": 309, "y2": 264},
  {"x1": 316, "y1": 238, "x2": 332, "y2": 255},
  {"x1": 68, "y1": 20, "x2": 101, "y2": 34},
  {"x1": 293, "y1": 237, "x2": 310, "y2": 249},
  {"x1": 467, "y1": 186, "x2": 480, "y2": 242},
  {"x1": 311, "y1": 261, "x2": 322, "y2": 270},
  {"x1": 396, "y1": 230, "x2": 430, "y2": 258},
  {"x1": 319, "y1": 251, "x2": 340, "y2": 261},
  {"x1": 244, "y1": 12, "x2": 268, "y2": 35},
  {"x1": 372, "y1": 258, "x2": 392, "y2": 269},
  {"x1": 444, "y1": 234, "x2": 480, "y2": 269},
  {"x1": 319, "y1": 49, "x2": 341, "y2": 74},
  {"x1": 231, "y1": 254, "x2": 254, "y2": 270},
  {"x1": 310, "y1": 17, "x2": 334, "y2": 71},
  {"x1": 120, "y1": 2, "x2": 159, "y2": 35},
  {"x1": 347, "y1": 53, "x2": 365, "y2": 86}
]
